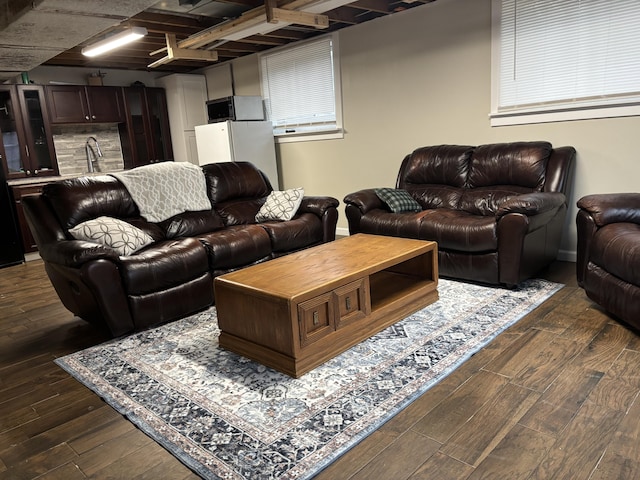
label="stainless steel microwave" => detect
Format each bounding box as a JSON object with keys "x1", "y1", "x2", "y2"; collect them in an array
[{"x1": 206, "y1": 95, "x2": 265, "y2": 123}]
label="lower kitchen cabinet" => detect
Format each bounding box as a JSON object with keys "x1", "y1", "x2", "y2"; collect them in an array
[{"x1": 11, "y1": 182, "x2": 48, "y2": 253}]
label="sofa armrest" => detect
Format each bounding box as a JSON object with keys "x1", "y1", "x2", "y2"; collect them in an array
[
  {"x1": 577, "y1": 193, "x2": 640, "y2": 227},
  {"x1": 299, "y1": 196, "x2": 339, "y2": 243},
  {"x1": 496, "y1": 192, "x2": 566, "y2": 218},
  {"x1": 38, "y1": 240, "x2": 120, "y2": 268},
  {"x1": 298, "y1": 196, "x2": 340, "y2": 217},
  {"x1": 343, "y1": 189, "x2": 386, "y2": 214}
]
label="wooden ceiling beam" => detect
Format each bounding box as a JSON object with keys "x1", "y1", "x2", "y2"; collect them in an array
[{"x1": 149, "y1": 33, "x2": 218, "y2": 68}]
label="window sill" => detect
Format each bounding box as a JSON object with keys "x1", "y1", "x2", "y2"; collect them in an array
[
  {"x1": 274, "y1": 129, "x2": 344, "y2": 143},
  {"x1": 490, "y1": 104, "x2": 640, "y2": 127}
]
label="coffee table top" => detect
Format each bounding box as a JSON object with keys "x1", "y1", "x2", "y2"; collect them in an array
[{"x1": 215, "y1": 233, "x2": 436, "y2": 300}]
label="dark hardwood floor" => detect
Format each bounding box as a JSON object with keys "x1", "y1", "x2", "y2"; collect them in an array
[{"x1": 1, "y1": 259, "x2": 638, "y2": 479}]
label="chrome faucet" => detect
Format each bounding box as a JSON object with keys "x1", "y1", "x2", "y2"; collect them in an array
[{"x1": 85, "y1": 136, "x2": 103, "y2": 173}]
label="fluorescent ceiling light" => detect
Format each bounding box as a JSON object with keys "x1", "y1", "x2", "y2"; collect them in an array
[{"x1": 82, "y1": 27, "x2": 148, "y2": 57}]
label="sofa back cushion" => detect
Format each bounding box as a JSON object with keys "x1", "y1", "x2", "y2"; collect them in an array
[
  {"x1": 202, "y1": 161, "x2": 272, "y2": 204},
  {"x1": 159, "y1": 210, "x2": 225, "y2": 239},
  {"x1": 467, "y1": 142, "x2": 552, "y2": 190},
  {"x1": 397, "y1": 145, "x2": 473, "y2": 209},
  {"x1": 398, "y1": 145, "x2": 473, "y2": 189},
  {"x1": 43, "y1": 175, "x2": 139, "y2": 231}
]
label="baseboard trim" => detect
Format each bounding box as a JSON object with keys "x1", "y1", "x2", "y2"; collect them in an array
[
  {"x1": 336, "y1": 227, "x2": 350, "y2": 237},
  {"x1": 557, "y1": 249, "x2": 577, "y2": 263}
]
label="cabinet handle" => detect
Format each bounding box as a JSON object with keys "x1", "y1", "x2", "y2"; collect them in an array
[
  {"x1": 313, "y1": 311, "x2": 319, "y2": 326},
  {"x1": 346, "y1": 297, "x2": 351, "y2": 310},
  {"x1": 25, "y1": 145, "x2": 29, "y2": 157},
  {"x1": 34, "y1": 169, "x2": 39, "y2": 175},
  {"x1": 26, "y1": 170, "x2": 31, "y2": 175},
  {"x1": 92, "y1": 115, "x2": 96, "y2": 119},
  {"x1": 85, "y1": 115, "x2": 89, "y2": 120}
]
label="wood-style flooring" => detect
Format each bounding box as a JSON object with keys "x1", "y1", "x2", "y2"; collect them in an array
[{"x1": 1, "y1": 259, "x2": 639, "y2": 479}]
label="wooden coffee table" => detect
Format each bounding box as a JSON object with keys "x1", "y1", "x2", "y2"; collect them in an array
[{"x1": 214, "y1": 233, "x2": 438, "y2": 377}]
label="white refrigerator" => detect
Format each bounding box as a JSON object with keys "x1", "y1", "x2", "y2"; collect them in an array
[{"x1": 194, "y1": 120, "x2": 279, "y2": 189}]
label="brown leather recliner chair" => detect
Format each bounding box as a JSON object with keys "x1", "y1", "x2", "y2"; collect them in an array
[{"x1": 576, "y1": 193, "x2": 640, "y2": 330}]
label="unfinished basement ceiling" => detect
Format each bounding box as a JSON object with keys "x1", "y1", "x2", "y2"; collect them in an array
[{"x1": 0, "y1": 0, "x2": 434, "y2": 79}]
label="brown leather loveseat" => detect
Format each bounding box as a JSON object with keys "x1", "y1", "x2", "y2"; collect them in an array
[
  {"x1": 576, "y1": 193, "x2": 640, "y2": 330},
  {"x1": 23, "y1": 161, "x2": 339, "y2": 337},
  {"x1": 344, "y1": 142, "x2": 575, "y2": 287}
]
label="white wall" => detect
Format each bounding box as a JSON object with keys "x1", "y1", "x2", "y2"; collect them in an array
[{"x1": 225, "y1": 0, "x2": 640, "y2": 261}]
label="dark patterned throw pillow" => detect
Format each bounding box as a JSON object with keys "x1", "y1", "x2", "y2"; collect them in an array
[{"x1": 375, "y1": 188, "x2": 422, "y2": 213}]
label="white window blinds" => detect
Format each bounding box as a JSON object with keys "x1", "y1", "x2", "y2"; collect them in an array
[
  {"x1": 494, "y1": 0, "x2": 640, "y2": 119},
  {"x1": 261, "y1": 36, "x2": 338, "y2": 135}
]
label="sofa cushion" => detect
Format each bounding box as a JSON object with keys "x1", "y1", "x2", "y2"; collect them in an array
[
  {"x1": 358, "y1": 210, "x2": 428, "y2": 238},
  {"x1": 202, "y1": 161, "x2": 271, "y2": 204},
  {"x1": 458, "y1": 185, "x2": 534, "y2": 216},
  {"x1": 160, "y1": 210, "x2": 225, "y2": 239},
  {"x1": 117, "y1": 238, "x2": 210, "y2": 295},
  {"x1": 590, "y1": 223, "x2": 640, "y2": 286},
  {"x1": 418, "y1": 209, "x2": 498, "y2": 252},
  {"x1": 467, "y1": 142, "x2": 552, "y2": 190},
  {"x1": 375, "y1": 188, "x2": 422, "y2": 213},
  {"x1": 215, "y1": 199, "x2": 264, "y2": 226},
  {"x1": 405, "y1": 185, "x2": 463, "y2": 210},
  {"x1": 198, "y1": 224, "x2": 272, "y2": 270},
  {"x1": 399, "y1": 145, "x2": 473, "y2": 188},
  {"x1": 43, "y1": 175, "x2": 139, "y2": 231},
  {"x1": 258, "y1": 213, "x2": 323, "y2": 252},
  {"x1": 69, "y1": 216, "x2": 154, "y2": 256},
  {"x1": 256, "y1": 188, "x2": 305, "y2": 221}
]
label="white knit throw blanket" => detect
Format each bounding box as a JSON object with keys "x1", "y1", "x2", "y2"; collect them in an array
[{"x1": 111, "y1": 162, "x2": 211, "y2": 223}]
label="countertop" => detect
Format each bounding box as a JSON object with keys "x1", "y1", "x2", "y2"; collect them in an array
[{"x1": 7, "y1": 170, "x2": 123, "y2": 187}]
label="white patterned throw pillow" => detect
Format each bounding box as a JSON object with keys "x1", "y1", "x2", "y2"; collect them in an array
[
  {"x1": 255, "y1": 188, "x2": 305, "y2": 222},
  {"x1": 69, "y1": 216, "x2": 154, "y2": 256}
]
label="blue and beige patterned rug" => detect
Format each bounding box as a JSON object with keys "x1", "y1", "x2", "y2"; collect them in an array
[{"x1": 56, "y1": 278, "x2": 562, "y2": 479}]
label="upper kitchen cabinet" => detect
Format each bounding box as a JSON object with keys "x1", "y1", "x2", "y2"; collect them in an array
[
  {"x1": 119, "y1": 87, "x2": 173, "y2": 169},
  {"x1": 46, "y1": 85, "x2": 125, "y2": 124},
  {"x1": 0, "y1": 85, "x2": 58, "y2": 180}
]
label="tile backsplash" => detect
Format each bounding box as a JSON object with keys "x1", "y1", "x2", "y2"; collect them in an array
[{"x1": 52, "y1": 124, "x2": 124, "y2": 176}]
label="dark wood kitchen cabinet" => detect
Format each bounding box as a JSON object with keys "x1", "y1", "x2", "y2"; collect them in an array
[
  {"x1": 119, "y1": 87, "x2": 173, "y2": 168},
  {"x1": 46, "y1": 85, "x2": 125, "y2": 124},
  {"x1": 11, "y1": 182, "x2": 49, "y2": 253},
  {"x1": 0, "y1": 85, "x2": 58, "y2": 180}
]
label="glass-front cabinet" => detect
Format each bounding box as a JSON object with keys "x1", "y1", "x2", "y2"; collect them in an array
[
  {"x1": 0, "y1": 85, "x2": 58, "y2": 179},
  {"x1": 119, "y1": 87, "x2": 173, "y2": 169}
]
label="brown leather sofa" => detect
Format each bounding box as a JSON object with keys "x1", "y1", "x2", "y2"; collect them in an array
[
  {"x1": 576, "y1": 193, "x2": 640, "y2": 330},
  {"x1": 23, "y1": 161, "x2": 339, "y2": 337},
  {"x1": 344, "y1": 142, "x2": 575, "y2": 287}
]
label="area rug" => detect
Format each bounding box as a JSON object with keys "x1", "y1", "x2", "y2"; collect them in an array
[{"x1": 55, "y1": 278, "x2": 562, "y2": 479}]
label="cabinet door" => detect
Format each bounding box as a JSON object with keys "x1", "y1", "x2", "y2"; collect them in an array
[
  {"x1": 146, "y1": 88, "x2": 173, "y2": 162},
  {"x1": 11, "y1": 183, "x2": 46, "y2": 253},
  {"x1": 86, "y1": 86, "x2": 124, "y2": 123},
  {"x1": 120, "y1": 87, "x2": 151, "y2": 168},
  {"x1": 46, "y1": 85, "x2": 89, "y2": 123},
  {"x1": 16, "y1": 86, "x2": 58, "y2": 177},
  {"x1": 0, "y1": 86, "x2": 28, "y2": 179}
]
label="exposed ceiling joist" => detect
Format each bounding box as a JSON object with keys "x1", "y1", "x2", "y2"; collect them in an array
[{"x1": 147, "y1": 0, "x2": 334, "y2": 68}]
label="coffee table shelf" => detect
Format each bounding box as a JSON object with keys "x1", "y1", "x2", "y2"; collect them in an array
[{"x1": 214, "y1": 234, "x2": 438, "y2": 377}]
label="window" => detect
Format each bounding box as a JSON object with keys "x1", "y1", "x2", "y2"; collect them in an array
[
  {"x1": 491, "y1": 0, "x2": 640, "y2": 126},
  {"x1": 260, "y1": 35, "x2": 342, "y2": 141}
]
